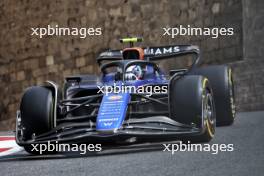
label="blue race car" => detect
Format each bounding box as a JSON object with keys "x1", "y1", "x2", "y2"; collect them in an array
[{"x1": 16, "y1": 37, "x2": 235, "y2": 154}]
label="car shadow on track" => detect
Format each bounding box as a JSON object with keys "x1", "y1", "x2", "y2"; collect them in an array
[{"x1": 0, "y1": 140, "x2": 178, "y2": 162}]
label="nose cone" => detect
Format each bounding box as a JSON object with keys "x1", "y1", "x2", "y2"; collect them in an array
[{"x1": 96, "y1": 93, "x2": 130, "y2": 132}]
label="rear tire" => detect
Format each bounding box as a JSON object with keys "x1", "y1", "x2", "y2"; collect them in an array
[{"x1": 169, "y1": 75, "x2": 216, "y2": 142}]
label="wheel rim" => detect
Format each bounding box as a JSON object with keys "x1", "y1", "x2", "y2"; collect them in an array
[{"x1": 203, "y1": 90, "x2": 215, "y2": 137}]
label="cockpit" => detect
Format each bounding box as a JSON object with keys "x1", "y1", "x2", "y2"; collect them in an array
[{"x1": 101, "y1": 60, "x2": 161, "y2": 82}]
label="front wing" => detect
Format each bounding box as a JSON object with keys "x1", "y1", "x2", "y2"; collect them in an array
[{"x1": 16, "y1": 115, "x2": 201, "y2": 145}]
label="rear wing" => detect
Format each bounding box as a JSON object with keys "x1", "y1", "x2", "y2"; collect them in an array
[{"x1": 97, "y1": 45, "x2": 201, "y2": 67}]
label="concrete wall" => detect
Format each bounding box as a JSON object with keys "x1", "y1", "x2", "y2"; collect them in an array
[
  {"x1": 0, "y1": 0, "x2": 247, "y2": 130},
  {"x1": 230, "y1": 0, "x2": 264, "y2": 111},
  {"x1": 243, "y1": 0, "x2": 264, "y2": 59}
]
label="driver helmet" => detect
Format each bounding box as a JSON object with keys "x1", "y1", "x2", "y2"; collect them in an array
[{"x1": 125, "y1": 65, "x2": 144, "y2": 80}]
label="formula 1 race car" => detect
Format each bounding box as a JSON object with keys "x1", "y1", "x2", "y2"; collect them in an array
[{"x1": 16, "y1": 37, "x2": 236, "y2": 154}]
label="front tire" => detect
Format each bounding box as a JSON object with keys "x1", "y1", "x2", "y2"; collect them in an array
[
  {"x1": 190, "y1": 66, "x2": 235, "y2": 126},
  {"x1": 169, "y1": 75, "x2": 216, "y2": 142},
  {"x1": 196, "y1": 87, "x2": 216, "y2": 142},
  {"x1": 20, "y1": 86, "x2": 55, "y2": 154}
]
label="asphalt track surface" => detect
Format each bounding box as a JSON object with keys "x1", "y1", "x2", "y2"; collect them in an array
[{"x1": 0, "y1": 111, "x2": 263, "y2": 176}]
